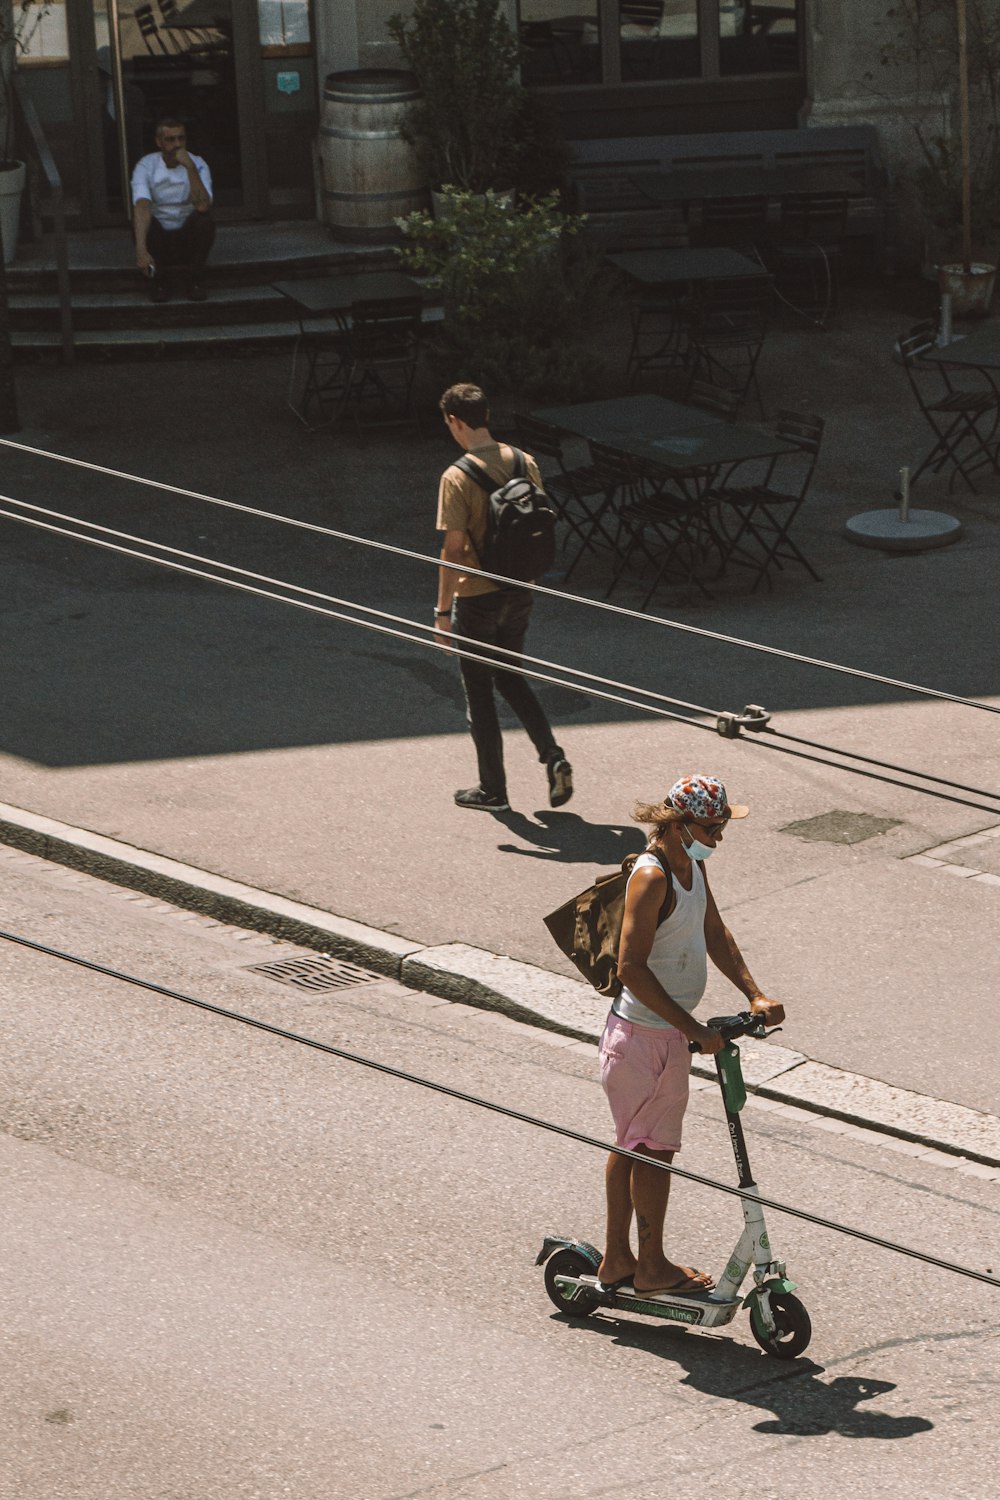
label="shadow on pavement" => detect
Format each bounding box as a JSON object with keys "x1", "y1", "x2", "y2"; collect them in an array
[
  {"x1": 493, "y1": 809, "x2": 645, "y2": 865},
  {"x1": 561, "y1": 1314, "x2": 934, "y2": 1439}
]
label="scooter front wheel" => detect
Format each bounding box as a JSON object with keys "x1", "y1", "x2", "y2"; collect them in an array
[
  {"x1": 543, "y1": 1249, "x2": 602, "y2": 1317},
  {"x1": 749, "y1": 1291, "x2": 812, "y2": 1359}
]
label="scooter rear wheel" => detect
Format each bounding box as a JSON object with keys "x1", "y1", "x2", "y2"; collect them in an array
[
  {"x1": 543, "y1": 1249, "x2": 602, "y2": 1317},
  {"x1": 749, "y1": 1291, "x2": 812, "y2": 1359}
]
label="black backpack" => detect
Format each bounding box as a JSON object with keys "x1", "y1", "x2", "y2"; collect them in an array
[{"x1": 453, "y1": 447, "x2": 557, "y2": 585}]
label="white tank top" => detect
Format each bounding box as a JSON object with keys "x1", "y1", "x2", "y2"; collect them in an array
[{"x1": 613, "y1": 851, "x2": 708, "y2": 1029}]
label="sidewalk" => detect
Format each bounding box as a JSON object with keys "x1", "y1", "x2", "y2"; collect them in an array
[
  {"x1": 2, "y1": 277, "x2": 999, "y2": 1143},
  {"x1": 3, "y1": 797, "x2": 999, "y2": 1175}
]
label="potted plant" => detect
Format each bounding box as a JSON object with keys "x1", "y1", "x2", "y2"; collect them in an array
[
  {"x1": 0, "y1": 0, "x2": 41, "y2": 265},
  {"x1": 386, "y1": 0, "x2": 528, "y2": 201},
  {"x1": 875, "y1": 0, "x2": 1000, "y2": 313}
]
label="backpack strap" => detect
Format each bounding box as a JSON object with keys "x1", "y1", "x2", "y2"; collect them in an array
[{"x1": 451, "y1": 446, "x2": 526, "y2": 491}]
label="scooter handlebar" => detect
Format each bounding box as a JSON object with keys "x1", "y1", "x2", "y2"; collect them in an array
[{"x1": 688, "y1": 1010, "x2": 776, "y2": 1052}]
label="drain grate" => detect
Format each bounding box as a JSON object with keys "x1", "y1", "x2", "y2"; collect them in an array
[
  {"x1": 245, "y1": 955, "x2": 383, "y2": 993},
  {"x1": 780, "y1": 811, "x2": 902, "y2": 845}
]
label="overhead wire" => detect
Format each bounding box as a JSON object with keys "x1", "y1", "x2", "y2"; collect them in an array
[
  {"x1": 1, "y1": 924, "x2": 997, "y2": 1291},
  {"x1": 2, "y1": 493, "x2": 1000, "y2": 818},
  {"x1": 1, "y1": 434, "x2": 998, "y2": 718}
]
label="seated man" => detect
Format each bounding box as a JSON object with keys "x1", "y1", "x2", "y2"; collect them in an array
[{"x1": 132, "y1": 118, "x2": 215, "y2": 303}]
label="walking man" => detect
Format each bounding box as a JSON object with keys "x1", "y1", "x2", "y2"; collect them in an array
[
  {"x1": 598, "y1": 775, "x2": 785, "y2": 1294},
  {"x1": 435, "y1": 383, "x2": 573, "y2": 813},
  {"x1": 132, "y1": 118, "x2": 214, "y2": 303}
]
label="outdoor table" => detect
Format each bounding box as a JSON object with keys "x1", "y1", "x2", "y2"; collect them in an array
[
  {"x1": 924, "y1": 322, "x2": 1000, "y2": 452},
  {"x1": 533, "y1": 394, "x2": 795, "y2": 482},
  {"x1": 533, "y1": 394, "x2": 799, "y2": 594},
  {"x1": 276, "y1": 272, "x2": 423, "y2": 428},
  {"x1": 608, "y1": 247, "x2": 765, "y2": 285},
  {"x1": 924, "y1": 323, "x2": 1000, "y2": 380},
  {"x1": 274, "y1": 271, "x2": 422, "y2": 323},
  {"x1": 632, "y1": 164, "x2": 866, "y2": 207}
]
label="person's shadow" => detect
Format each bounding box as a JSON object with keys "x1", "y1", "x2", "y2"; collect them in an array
[
  {"x1": 493, "y1": 810, "x2": 646, "y2": 866},
  {"x1": 562, "y1": 1315, "x2": 933, "y2": 1439}
]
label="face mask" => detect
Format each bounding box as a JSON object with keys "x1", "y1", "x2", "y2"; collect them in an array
[{"x1": 683, "y1": 824, "x2": 715, "y2": 861}]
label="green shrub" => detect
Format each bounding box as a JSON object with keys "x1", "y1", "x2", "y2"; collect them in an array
[{"x1": 397, "y1": 188, "x2": 607, "y2": 401}]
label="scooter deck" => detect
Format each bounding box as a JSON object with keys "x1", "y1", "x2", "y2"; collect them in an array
[{"x1": 560, "y1": 1272, "x2": 742, "y2": 1329}]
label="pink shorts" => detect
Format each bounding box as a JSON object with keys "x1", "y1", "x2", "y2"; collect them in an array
[{"x1": 599, "y1": 1012, "x2": 692, "y2": 1153}]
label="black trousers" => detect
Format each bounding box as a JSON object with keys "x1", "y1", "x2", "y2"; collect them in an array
[
  {"x1": 147, "y1": 211, "x2": 216, "y2": 272},
  {"x1": 453, "y1": 589, "x2": 561, "y2": 800}
]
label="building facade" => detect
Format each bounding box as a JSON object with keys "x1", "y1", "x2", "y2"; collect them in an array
[{"x1": 13, "y1": 0, "x2": 936, "y2": 230}]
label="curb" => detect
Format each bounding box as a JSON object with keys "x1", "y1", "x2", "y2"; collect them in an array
[{"x1": 2, "y1": 798, "x2": 999, "y2": 1172}]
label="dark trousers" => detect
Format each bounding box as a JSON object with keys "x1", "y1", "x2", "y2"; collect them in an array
[
  {"x1": 453, "y1": 589, "x2": 561, "y2": 800},
  {"x1": 147, "y1": 211, "x2": 215, "y2": 273}
]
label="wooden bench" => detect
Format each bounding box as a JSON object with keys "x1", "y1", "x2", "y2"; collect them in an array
[{"x1": 568, "y1": 125, "x2": 893, "y2": 269}]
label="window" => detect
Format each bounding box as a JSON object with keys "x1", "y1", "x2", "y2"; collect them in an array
[
  {"x1": 519, "y1": 0, "x2": 601, "y2": 86},
  {"x1": 15, "y1": 0, "x2": 69, "y2": 65},
  {"x1": 258, "y1": 0, "x2": 311, "y2": 53},
  {"x1": 518, "y1": 0, "x2": 800, "y2": 87},
  {"x1": 720, "y1": 1, "x2": 799, "y2": 76}
]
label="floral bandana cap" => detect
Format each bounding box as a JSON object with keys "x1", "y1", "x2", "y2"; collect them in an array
[{"x1": 665, "y1": 775, "x2": 749, "y2": 821}]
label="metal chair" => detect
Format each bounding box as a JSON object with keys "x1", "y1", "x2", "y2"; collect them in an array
[
  {"x1": 562, "y1": 440, "x2": 648, "y2": 585},
  {"x1": 898, "y1": 321, "x2": 999, "y2": 492},
  {"x1": 706, "y1": 410, "x2": 825, "y2": 591},
  {"x1": 768, "y1": 193, "x2": 849, "y2": 326},
  {"x1": 618, "y1": 211, "x2": 694, "y2": 389},
  {"x1": 288, "y1": 296, "x2": 423, "y2": 434},
  {"x1": 687, "y1": 379, "x2": 740, "y2": 423},
  {"x1": 512, "y1": 413, "x2": 611, "y2": 558},
  {"x1": 287, "y1": 313, "x2": 352, "y2": 430},
  {"x1": 337, "y1": 297, "x2": 425, "y2": 435},
  {"x1": 692, "y1": 195, "x2": 770, "y2": 251},
  {"x1": 605, "y1": 481, "x2": 717, "y2": 605},
  {"x1": 681, "y1": 276, "x2": 772, "y2": 418}
]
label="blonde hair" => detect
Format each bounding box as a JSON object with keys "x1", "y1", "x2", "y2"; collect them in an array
[{"x1": 632, "y1": 799, "x2": 684, "y2": 844}]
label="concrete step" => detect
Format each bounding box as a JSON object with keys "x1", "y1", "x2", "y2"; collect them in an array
[
  {"x1": 8, "y1": 222, "x2": 400, "y2": 295},
  {"x1": 12, "y1": 320, "x2": 303, "y2": 356},
  {"x1": 12, "y1": 305, "x2": 443, "y2": 359},
  {"x1": 8, "y1": 283, "x2": 294, "y2": 332}
]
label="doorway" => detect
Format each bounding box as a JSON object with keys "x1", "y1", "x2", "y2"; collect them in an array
[{"x1": 85, "y1": 0, "x2": 265, "y2": 222}]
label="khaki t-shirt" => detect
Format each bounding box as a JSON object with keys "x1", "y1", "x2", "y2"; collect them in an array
[{"x1": 436, "y1": 442, "x2": 545, "y2": 597}]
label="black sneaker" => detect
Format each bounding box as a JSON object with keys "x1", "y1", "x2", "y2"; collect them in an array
[
  {"x1": 547, "y1": 756, "x2": 574, "y2": 808},
  {"x1": 186, "y1": 279, "x2": 208, "y2": 302},
  {"x1": 454, "y1": 786, "x2": 510, "y2": 812},
  {"x1": 149, "y1": 277, "x2": 170, "y2": 304}
]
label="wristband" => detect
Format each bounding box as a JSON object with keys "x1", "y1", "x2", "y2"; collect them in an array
[{"x1": 435, "y1": 609, "x2": 450, "y2": 617}]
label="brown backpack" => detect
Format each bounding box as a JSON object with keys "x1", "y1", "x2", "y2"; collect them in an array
[{"x1": 542, "y1": 850, "x2": 672, "y2": 998}]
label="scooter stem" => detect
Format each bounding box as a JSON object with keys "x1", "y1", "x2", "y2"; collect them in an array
[{"x1": 716, "y1": 1045, "x2": 755, "y2": 1189}]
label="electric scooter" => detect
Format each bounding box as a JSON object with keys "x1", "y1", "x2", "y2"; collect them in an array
[{"x1": 536, "y1": 1011, "x2": 812, "y2": 1360}]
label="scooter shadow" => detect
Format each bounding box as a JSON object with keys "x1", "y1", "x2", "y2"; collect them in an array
[
  {"x1": 558, "y1": 1315, "x2": 934, "y2": 1440},
  {"x1": 493, "y1": 810, "x2": 645, "y2": 866}
]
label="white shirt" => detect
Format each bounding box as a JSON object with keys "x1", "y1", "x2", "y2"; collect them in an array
[
  {"x1": 613, "y1": 852, "x2": 708, "y2": 1029},
  {"x1": 131, "y1": 152, "x2": 212, "y2": 231}
]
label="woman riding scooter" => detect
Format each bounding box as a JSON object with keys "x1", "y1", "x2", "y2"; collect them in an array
[{"x1": 597, "y1": 774, "x2": 785, "y2": 1296}]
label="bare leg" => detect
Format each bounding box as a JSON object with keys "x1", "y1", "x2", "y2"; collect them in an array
[
  {"x1": 632, "y1": 1146, "x2": 713, "y2": 1293},
  {"x1": 598, "y1": 1150, "x2": 637, "y2": 1284}
]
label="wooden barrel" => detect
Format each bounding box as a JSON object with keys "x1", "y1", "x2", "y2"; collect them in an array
[{"x1": 319, "y1": 70, "x2": 429, "y2": 242}]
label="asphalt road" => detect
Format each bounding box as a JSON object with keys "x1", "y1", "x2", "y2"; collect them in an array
[
  {"x1": 2, "y1": 844, "x2": 998, "y2": 1499},
  {"x1": 1, "y1": 294, "x2": 999, "y2": 1121}
]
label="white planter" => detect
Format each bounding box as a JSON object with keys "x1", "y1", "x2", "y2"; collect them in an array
[
  {"x1": 937, "y1": 262, "x2": 997, "y2": 318},
  {"x1": 0, "y1": 159, "x2": 26, "y2": 266}
]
